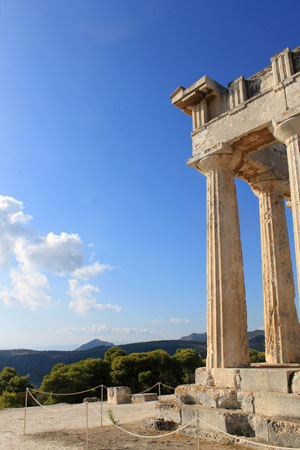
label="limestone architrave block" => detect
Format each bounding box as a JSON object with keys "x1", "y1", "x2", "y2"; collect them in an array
[
  {"x1": 197, "y1": 151, "x2": 249, "y2": 368},
  {"x1": 273, "y1": 115, "x2": 300, "y2": 304},
  {"x1": 251, "y1": 177, "x2": 300, "y2": 364}
]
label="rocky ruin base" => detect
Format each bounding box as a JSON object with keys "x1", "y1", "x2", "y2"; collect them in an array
[{"x1": 146, "y1": 366, "x2": 300, "y2": 448}]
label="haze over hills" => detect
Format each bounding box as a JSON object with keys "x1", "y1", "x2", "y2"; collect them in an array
[{"x1": 0, "y1": 330, "x2": 266, "y2": 387}]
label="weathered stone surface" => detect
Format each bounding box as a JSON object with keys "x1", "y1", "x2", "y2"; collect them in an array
[
  {"x1": 195, "y1": 368, "x2": 241, "y2": 389},
  {"x1": 291, "y1": 371, "x2": 300, "y2": 393},
  {"x1": 253, "y1": 391, "x2": 300, "y2": 418},
  {"x1": 197, "y1": 152, "x2": 249, "y2": 369},
  {"x1": 155, "y1": 400, "x2": 182, "y2": 424},
  {"x1": 236, "y1": 391, "x2": 254, "y2": 413},
  {"x1": 251, "y1": 415, "x2": 300, "y2": 448},
  {"x1": 273, "y1": 115, "x2": 300, "y2": 306},
  {"x1": 107, "y1": 386, "x2": 131, "y2": 405},
  {"x1": 195, "y1": 367, "x2": 215, "y2": 386},
  {"x1": 142, "y1": 418, "x2": 177, "y2": 431},
  {"x1": 175, "y1": 384, "x2": 239, "y2": 409},
  {"x1": 251, "y1": 177, "x2": 300, "y2": 364},
  {"x1": 131, "y1": 393, "x2": 158, "y2": 403},
  {"x1": 239, "y1": 368, "x2": 298, "y2": 393},
  {"x1": 181, "y1": 404, "x2": 255, "y2": 437}
]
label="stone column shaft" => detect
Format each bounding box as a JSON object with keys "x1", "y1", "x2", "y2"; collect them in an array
[
  {"x1": 253, "y1": 179, "x2": 300, "y2": 363},
  {"x1": 273, "y1": 115, "x2": 300, "y2": 305},
  {"x1": 199, "y1": 153, "x2": 249, "y2": 368}
]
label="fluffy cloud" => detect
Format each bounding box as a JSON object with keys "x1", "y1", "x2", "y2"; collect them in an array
[
  {"x1": 14, "y1": 232, "x2": 83, "y2": 274},
  {"x1": 0, "y1": 195, "x2": 116, "y2": 312},
  {"x1": 68, "y1": 279, "x2": 121, "y2": 315},
  {"x1": 72, "y1": 261, "x2": 113, "y2": 280},
  {"x1": 0, "y1": 196, "x2": 32, "y2": 269},
  {"x1": 0, "y1": 267, "x2": 50, "y2": 310}
]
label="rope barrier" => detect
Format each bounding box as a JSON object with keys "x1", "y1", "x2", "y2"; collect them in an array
[
  {"x1": 138, "y1": 382, "x2": 160, "y2": 394},
  {"x1": 138, "y1": 381, "x2": 175, "y2": 394},
  {"x1": 158, "y1": 382, "x2": 175, "y2": 390},
  {"x1": 90, "y1": 404, "x2": 300, "y2": 449},
  {"x1": 24, "y1": 387, "x2": 300, "y2": 449},
  {"x1": 29, "y1": 381, "x2": 174, "y2": 397},
  {"x1": 90, "y1": 404, "x2": 198, "y2": 439},
  {"x1": 29, "y1": 384, "x2": 108, "y2": 396},
  {"x1": 27, "y1": 390, "x2": 84, "y2": 412}
]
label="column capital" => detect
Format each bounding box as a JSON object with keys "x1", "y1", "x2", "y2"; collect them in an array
[
  {"x1": 250, "y1": 172, "x2": 289, "y2": 197},
  {"x1": 271, "y1": 114, "x2": 300, "y2": 145},
  {"x1": 195, "y1": 146, "x2": 243, "y2": 175}
]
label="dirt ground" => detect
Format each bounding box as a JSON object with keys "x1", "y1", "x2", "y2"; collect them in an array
[
  {"x1": 27, "y1": 423, "x2": 245, "y2": 449},
  {"x1": 0, "y1": 396, "x2": 249, "y2": 449}
]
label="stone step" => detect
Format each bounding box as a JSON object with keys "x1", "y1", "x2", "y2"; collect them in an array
[
  {"x1": 195, "y1": 366, "x2": 300, "y2": 393},
  {"x1": 175, "y1": 383, "x2": 300, "y2": 418},
  {"x1": 181, "y1": 403, "x2": 300, "y2": 448}
]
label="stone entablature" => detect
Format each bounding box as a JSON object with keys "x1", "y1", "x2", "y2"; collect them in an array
[{"x1": 171, "y1": 46, "x2": 300, "y2": 185}]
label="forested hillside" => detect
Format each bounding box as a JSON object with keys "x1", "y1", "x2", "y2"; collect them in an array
[{"x1": 0, "y1": 340, "x2": 207, "y2": 386}]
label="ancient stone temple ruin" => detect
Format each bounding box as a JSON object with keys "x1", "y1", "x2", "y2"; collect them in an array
[{"x1": 156, "y1": 46, "x2": 300, "y2": 447}]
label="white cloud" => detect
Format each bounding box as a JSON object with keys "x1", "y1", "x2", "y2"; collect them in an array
[
  {"x1": 0, "y1": 195, "x2": 114, "y2": 312},
  {"x1": 15, "y1": 232, "x2": 83, "y2": 274},
  {"x1": 168, "y1": 318, "x2": 190, "y2": 324},
  {"x1": 72, "y1": 261, "x2": 113, "y2": 280},
  {"x1": 0, "y1": 267, "x2": 50, "y2": 310},
  {"x1": 0, "y1": 195, "x2": 32, "y2": 226},
  {"x1": 68, "y1": 279, "x2": 121, "y2": 315},
  {"x1": 0, "y1": 196, "x2": 33, "y2": 269}
]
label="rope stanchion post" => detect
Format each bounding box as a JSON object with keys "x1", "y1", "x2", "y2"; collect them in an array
[
  {"x1": 85, "y1": 401, "x2": 89, "y2": 450},
  {"x1": 23, "y1": 388, "x2": 28, "y2": 435},
  {"x1": 158, "y1": 382, "x2": 161, "y2": 397},
  {"x1": 100, "y1": 385, "x2": 103, "y2": 428},
  {"x1": 197, "y1": 418, "x2": 200, "y2": 450}
]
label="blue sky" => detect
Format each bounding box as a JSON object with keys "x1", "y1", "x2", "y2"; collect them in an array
[{"x1": 0, "y1": 0, "x2": 299, "y2": 349}]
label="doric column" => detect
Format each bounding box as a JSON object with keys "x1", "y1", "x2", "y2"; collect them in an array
[
  {"x1": 197, "y1": 150, "x2": 250, "y2": 368},
  {"x1": 251, "y1": 176, "x2": 300, "y2": 364},
  {"x1": 272, "y1": 115, "x2": 300, "y2": 305}
]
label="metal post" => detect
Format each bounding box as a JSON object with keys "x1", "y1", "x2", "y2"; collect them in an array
[
  {"x1": 197, "y1": 418, "x2": 200, "y2": 450},
  {"x1": 23, "y1": 388, "x2": 28, "y2": 435},
  {"x1": 86, "y1": 401, "x2": 89, "y2": 450},
  {"x1": 158, "y1": 382, "x2": 161, "y2": 397},
  {"x1": 100, "y1": 385, "x2": 103, "y2": 428}
]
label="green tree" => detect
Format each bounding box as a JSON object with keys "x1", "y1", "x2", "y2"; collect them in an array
[
  {"x1": 104, "y1": 346, "x2": 127, "y2": 365},
  {"x1": 172, "y1": 349, "x2": 203, "y2": 383},
  {"x1": 111, "y1": 350, "x2": 177, "y2": 393},
  {"x1": 250, "y1": 349, "x2": 265, "y2": 363},
  {"x1": 0, "y1": 367, "x2": 32, "y2": 395},
  {"x1": 0, "y1": 391, "x2": 17, "y2": 409},
  {"x1": 40, "y1": 358, "x2": 111, "y2": 403}
]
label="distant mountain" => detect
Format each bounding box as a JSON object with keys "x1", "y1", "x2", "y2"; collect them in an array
[
  {"x1": 181, "y1": 330, "x2": 265, "y2": 343},
  {"x1": 247, "y1": 329, "x2": 265, "y2": 339},
  {"x1": 180, "y1": 330, "x2": 265, "y2": 354},
  {"x1": 180, "y1": 333, "x2": 207, "y2": 341},
  {"x1": 75, "y1": 339, "x2": 114, "y2": 351}
]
